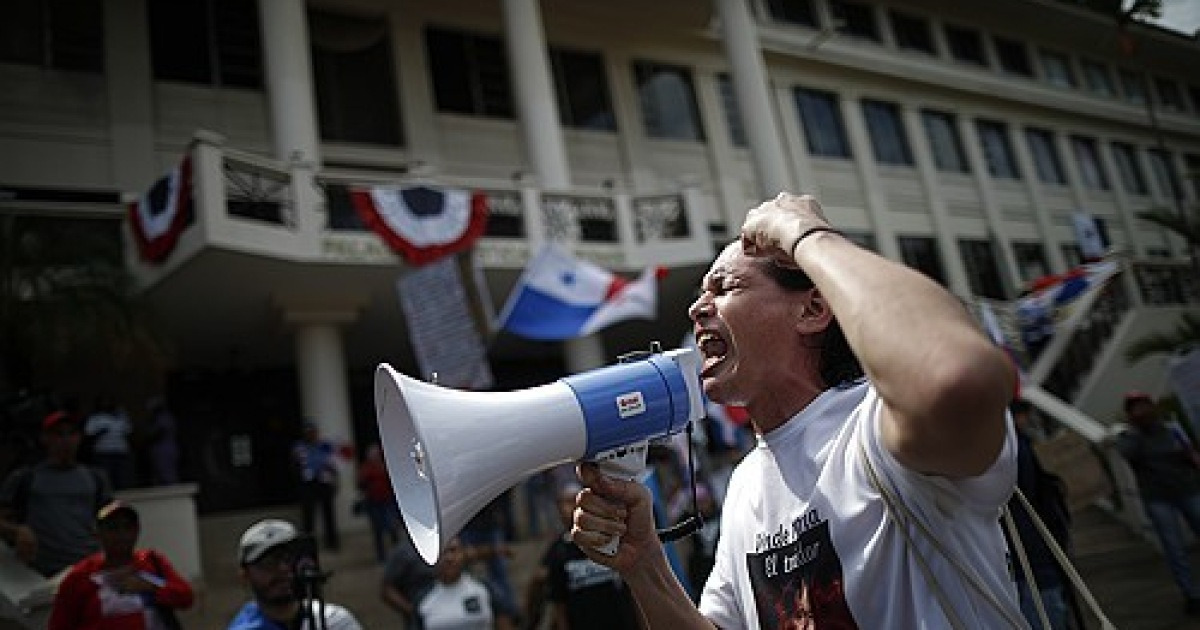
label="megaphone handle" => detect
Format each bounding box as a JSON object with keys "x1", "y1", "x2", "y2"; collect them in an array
[{"x1": 591, "y1": 443, "x2": 649, "y2": 557}]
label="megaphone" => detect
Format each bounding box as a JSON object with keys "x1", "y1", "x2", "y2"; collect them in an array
[{"x1": 374, "y1": 345, "x2": 703, "y2": 565}]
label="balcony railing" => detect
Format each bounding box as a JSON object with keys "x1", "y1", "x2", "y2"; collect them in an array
[{"x1": 140, "y1": 130, "x2": 715, "y2": 277}]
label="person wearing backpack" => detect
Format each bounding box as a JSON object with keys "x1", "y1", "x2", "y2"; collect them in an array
[
  {"x1": 48, "y1": 500, "x2": 194, "y2": 630},
  {"x1": 1005, "y1": 399, "x2": 1073, "y2": 630},
  {"x1": 0, "y1": 410, "x2": 113, "y2": 577}
]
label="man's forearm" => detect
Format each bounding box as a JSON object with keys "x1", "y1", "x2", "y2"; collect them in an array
[{"x1": 624, "y1": 548, "x2": 715, "y2": 630}]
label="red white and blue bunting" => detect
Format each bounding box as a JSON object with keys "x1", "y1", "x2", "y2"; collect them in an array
[
  {"x1": 128, "y1": 156, "x2": 193, "y2": 264},
  {"x1": 350, "y1": 185, "x2": 489, "y2": 266}
]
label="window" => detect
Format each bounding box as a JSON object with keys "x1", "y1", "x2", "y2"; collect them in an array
[
  {"x1": 898, "y1": 236, "x2": 947, "y2": 285},
  {"x1": 993, "y1": 36, "x2": 1033, "y2": 77},
  {"x1": 1039, "y1": 50, "x2": 1076, "y2": 89},
  {"x1": 550, "y1": 48, "x2": 616, "y2": 131},
  {"x1": 1012, "y1": 241, "x2": 1050, "y2": 283},
  {"x1": 976, "y1": 120, "x2": 1020, "y2": 179},
  {"x1": 794, "y1": 87, "x2": 851, "y2": 158},
  {"x1": 1, "y1": 0, "x2": 103, "y2": 72},
  {"x1": 1024, "y1": 128, "x2": 1066, "y2": 185},
  {"x1": 921, "y1": 110, "x2": 969, "y2": 173},
  {"x1": 426, "y1": 27, "x2": 513, "y2": 118},
  {"x1": 1187, "y1": 154, "x2": 1200, "y2": 198},
  {"x1": 831, "y1": 1, "x2": 880, "y2": 41},
  {"x1": 959, "y1": 239, "x2": 1006, "y2": 299},
  {"x1": 1109, "y1": 142, "x2": 1147, "y2": 195},
  {"x1": 1147, "y1": 149, "x2": 1182, "y2": 200},
  {"x1": 944, "y1": 24, "x2": 986, "y2": 66},
  {"x1": 718, "y1": 74, "x2": 748, "y2": 147},
  {"x1": 310, "y1": 11, "x2": 401, "y2": 146},
  {"x1": 766, "y1": 0, "x2": 818, "y2": 27},
  {"x1": 1070, "y1": 135, "x2": 1109, "y2": 190},
  {"x1": 861, "y1": 100, "x2": 912, "y2": 165},
  {"x1": 890, "y1": 10, "x2": 935, "y2": 55},
  {"x1": 1119, "y1": 69, "x2": 1147, "y2": 105},
  {"x1": 1081, "y1": 60, "x2": 1116, "y2": 98},
  {"x1": 633, "y1": 61, "x2": 704, "y2": 141},
  {"x1": 1154, "y1": 77, "x2": 1187, "y2": 112},
  {"x1": 150, "y1": 0, "x2": 262, "y2": 87}
]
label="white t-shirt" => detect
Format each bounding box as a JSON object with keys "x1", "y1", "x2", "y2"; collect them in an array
[
  {"x1": 698, "y1": 381, "x2": 1022, "y2": 629},
  {"x1": 416, "y1": 575, "x2": 497, "y2": 630}
]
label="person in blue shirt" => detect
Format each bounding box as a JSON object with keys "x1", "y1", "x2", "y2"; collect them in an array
[
  {"x1": 228, "y1": 518, "x2": 362, "y2": 630},
  {"x1": 292, "y1": 422, "x2": 341, "y2": 551}
]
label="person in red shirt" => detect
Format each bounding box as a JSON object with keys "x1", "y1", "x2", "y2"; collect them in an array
[
  {"x1": 356, "y1": 443, "x2": 400, "y2": 563},
  {"x1": 48, "y1": 500, "x2": 194, "y2": 630}
]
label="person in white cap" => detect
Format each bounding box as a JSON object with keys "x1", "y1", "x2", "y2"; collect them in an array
[{"x1": 227, "y1": 518, "x2": 362, "y2": 630}]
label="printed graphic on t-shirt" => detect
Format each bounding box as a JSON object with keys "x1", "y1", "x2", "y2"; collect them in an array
[
  {"x1": 463, "y1": 594, "x2": 481, "y2": 614},
  {"x1": 91, "y1": 570, "x2": 148, "y2": 616},
  {"x1": 564, "y1": 557, "x2": 621, "y2": 591},
  {"x1": 746, "y1": 509, "x2": 859, "y2": 629}
]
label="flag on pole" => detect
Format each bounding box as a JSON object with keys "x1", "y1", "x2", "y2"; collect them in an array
[{"x1": 498, "y1": 244, "x2": 664, "y2": 340}]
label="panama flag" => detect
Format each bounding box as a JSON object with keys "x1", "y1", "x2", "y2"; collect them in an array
[{"x1": 498, "y1": 244, "x2": 664, "y2": 341}]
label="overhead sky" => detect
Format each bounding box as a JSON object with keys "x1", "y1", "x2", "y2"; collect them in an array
[{"x1": 1146, "y1": 0, "x2": 1200, "y2": 36}]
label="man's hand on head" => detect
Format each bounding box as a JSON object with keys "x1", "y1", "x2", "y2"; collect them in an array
[{"x1": 740, "y1": 193, "x2": 833, "y2": 268}]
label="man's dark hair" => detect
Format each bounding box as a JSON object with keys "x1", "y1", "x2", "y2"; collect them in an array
[{"x1": 757, "y1": 259, "x2": 863, "y2": 388}]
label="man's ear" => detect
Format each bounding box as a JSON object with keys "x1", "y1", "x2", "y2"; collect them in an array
[{"x1": 795, "y1": 289, "x2": 832, "y2": 333}]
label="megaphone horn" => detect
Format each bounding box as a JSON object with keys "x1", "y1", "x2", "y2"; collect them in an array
[{"x1": 375, "y1": 346, "x2": 703, "y2": 565}]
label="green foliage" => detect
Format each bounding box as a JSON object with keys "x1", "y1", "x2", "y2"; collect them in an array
[{"x1": 0, "y1": 215, "x2": 168, "y2": 396}]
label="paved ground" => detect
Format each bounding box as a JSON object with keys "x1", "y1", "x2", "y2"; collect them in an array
[{"x1": 176, "y1": 504, "x2": 1200, "y2": 629}]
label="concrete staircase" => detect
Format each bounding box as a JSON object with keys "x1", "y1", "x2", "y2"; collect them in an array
[{"x1": 1070, "y1": 504, "x2": 1200, "y2": 629}]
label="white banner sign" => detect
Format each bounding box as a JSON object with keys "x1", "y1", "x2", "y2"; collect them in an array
[{"x1": 397, "y1": 257, "x2": 494, "y2": 390}]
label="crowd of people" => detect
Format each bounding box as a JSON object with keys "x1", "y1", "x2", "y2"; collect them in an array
[{"x1": 1, "y1": 191, "x2": 1197, "y2": 629}]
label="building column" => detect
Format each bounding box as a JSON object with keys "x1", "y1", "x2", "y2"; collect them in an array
[
  {"x1": 104, "y1": 0, "x2": 157, "y2": 192},
  {"x1": 258, "y1": 0, "x2": 321, "y2": 165},
  {"x1": 258, "y1": 0, "x2": 323, "y2": 239},
  {"x1": 502, "y1": 0, "x2": 570, "y2": 190},
  {"x1": 714, "y1": 0, "x2": 793, "y2": 198},
  {"x1": 1096, "y1": 137, "x2": 1144, "y2": 258},
  {"x1": 1010, "y1": 124, "x2": 1068, "y2": 275},
  {"x1": 286, "y1": 310, "x2": 361, "y2": 531},
  {"x1": 900, "y1": 107, "x2": 972, "y2": 298},
  {"x1": 956, "y1": 115, "x2": 1022, "y2": 297},
  {"x1": 838, "y1": 92, "x2": 899, "y2": 260},
  {"x1": 501, "y1": 0, "x2": 609, "y2": 372},
  {"x1": 1055, "y1": 132, "x2": 1094, "y2": 262}
]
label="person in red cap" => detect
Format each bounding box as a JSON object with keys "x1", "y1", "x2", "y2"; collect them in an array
[
  {"x1": 48, "y1": 500, "x2": 194, "y2": 629},
  {"x1": 1114, "y1": 390, "x2": 1200, "y2": 615},
  {"x1": 0, "y1": 409, "x2": 113, "y2": 577}
]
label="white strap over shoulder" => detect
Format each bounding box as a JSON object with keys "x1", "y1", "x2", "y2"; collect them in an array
[
  {"x1": 1010, "y1": 488, "x2": 1118, "y2": 630},
  {"x1": 857, "y1": 413, "x2": 1028, "y2": 628}
]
